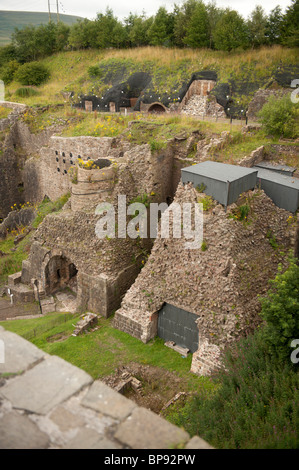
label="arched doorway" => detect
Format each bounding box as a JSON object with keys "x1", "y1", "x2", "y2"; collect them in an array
[
  {"x1": 148, "y1": 103, "x2": 166, "y2": 114},
  {"x1": 45, "y1": 255, "x2": 78, "y2": 295}
]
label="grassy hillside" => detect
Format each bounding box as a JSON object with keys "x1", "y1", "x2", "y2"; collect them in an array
[
  {"x1": 5, "y1": 46, "x2": 299, "y2": 109},
  {"x1": 0, "y1": 10, "x2": 83, "y2": 46}
]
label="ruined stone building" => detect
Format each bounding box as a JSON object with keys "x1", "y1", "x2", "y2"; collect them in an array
[{"x1": 1, "y1": 101, "x2": 298, "y2": 376}]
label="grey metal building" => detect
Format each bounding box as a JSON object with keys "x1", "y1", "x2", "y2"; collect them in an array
[
  {"x1": 253, "y1": 167, "x2": 299, "y2": 213},
  {"x1": 181, "y1": 161, "x2": 258, "y2": 208},
  {"x1": 254, "y1": 161, "x2": 296, "y2": 177}
]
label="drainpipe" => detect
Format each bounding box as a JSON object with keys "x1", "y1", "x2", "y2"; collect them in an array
[
  {"x1": 226, "y1": 180, "x2": 231, "y2": 213},
  {"x1": 34, "y1": 279, "x2": 42, "y2": 314}
]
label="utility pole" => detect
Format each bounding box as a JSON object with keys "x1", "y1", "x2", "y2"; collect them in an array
[
  {"x1": 48, "y1": 0, "x2": 52, "y2": 23},
  {"x1": 56, "y1": 0, "x2": 60, "y2": 23}
]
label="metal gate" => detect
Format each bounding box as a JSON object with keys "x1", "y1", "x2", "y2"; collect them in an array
[{"x1": 158, "y1": 303, "x2": 199, "y2": 353}]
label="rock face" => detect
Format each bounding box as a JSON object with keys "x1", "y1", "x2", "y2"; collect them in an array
[
  {"x1": 247, "y1": 88, "x2": 291, "y2": 121},
  {"x1": 113, "y1": 183, "x2": 296, "y2": 375},
  {"x1": 181, "y1": 95, "x2": 226, "y2": 118}
]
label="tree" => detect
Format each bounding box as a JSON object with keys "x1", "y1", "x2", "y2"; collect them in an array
[
  {"x1": 95, "y1": 8, "x2": 120, "y2": 49},
  {"x1": 183, "y1": 1, "x2": 210, "y2": 48},
  {"x1": 206, "y1": 1, "x2": 225, "y2": 49},
  {"x1": 259, "y1": 258, "x2": 299, "y2": 362},
  {"x1": 265, "y1": 6, "x2": 284, "y2": 45},
  {"x1": 247, "y1": 5, "x2": 268, "y2": 47},
  {"x1": 68, "y1": 18, "x2": 97, "y2": 49},
  {"x1": 213, "y1": 9, "x2": 249, "y2": 51},
  {"x1": 147, "y1": 7, "x2": 174, "y2": 46},
  {"x1": 280, "y1": 0, "x2": 299, "y2": 47},
  {"x1": 173, "y1": 0, "x2": 197, "y2": 47},
  {"x1": 129, "y1": 15, "x2": 153, "y2": 47}
]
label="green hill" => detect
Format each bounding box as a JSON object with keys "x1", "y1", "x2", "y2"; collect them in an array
[{"x1": 0, "y1": 10, "x2": 84, "y2": 46}]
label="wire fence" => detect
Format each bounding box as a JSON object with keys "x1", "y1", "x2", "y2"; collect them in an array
[{"x1": 22, "y1": 313, "x2": 77, "y2": 341}]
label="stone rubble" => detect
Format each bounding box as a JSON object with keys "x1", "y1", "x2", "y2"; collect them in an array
[{"x1": 181, "y1": 95, "x2": 226, "y2": 119}]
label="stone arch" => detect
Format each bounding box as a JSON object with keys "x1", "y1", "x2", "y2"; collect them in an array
[
  {"x1": 44, "y1": 255, "x2": 78, "y2": 295},
  {"x1": 148, "y1": 102, "x2": 166, "y2": 114}
]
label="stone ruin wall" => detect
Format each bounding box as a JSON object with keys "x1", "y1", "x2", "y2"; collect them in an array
[
  {"x1": 179, "y1": 80, "x2": 216, "y2": 109},
  {"x1": 113, "y1": 183, "x2": 297, "y2": 375}
]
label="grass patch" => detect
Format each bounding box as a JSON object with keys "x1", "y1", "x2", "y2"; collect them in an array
[
  {"x1": 0, "y1": 233, "x2": 32, "y2": 286},
  {"x1": 0, "y1": 313, "x2": 213, "y2": 393},
  {"x1": 32, "y1": 193, "x2": 70, "y2": 228}
]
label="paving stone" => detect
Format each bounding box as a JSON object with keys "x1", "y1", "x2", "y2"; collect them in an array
[
  {"x1": 0, "y1": 327, "x2": 44, "y2": 374},
  {"x1": 0, "y1": 411, "x2": 49, "y2": 449},
  {"x1": 49, "y1": 405, "x2": 85, "y2": 432},
  {"x1": 0, "y1": 355, "x2": 92, "y2": 415},
  {"x1": 63, "y1": 427, "x2": 122, "y2": 449},
  {"x1": 114, "y1": 407, "x2": 189, "y2": 449},
  {"x1": 185, "y1": 436, "x2": 214, "y2": 449},
  {"x1": 81, "y1": 380, "x2": 136, "y2": 420}
]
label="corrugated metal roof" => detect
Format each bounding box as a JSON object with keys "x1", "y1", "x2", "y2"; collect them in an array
[
  {"x1": 182, "y1": 161, "x2": 258, "y2": 183},
  {"x1": 254, "y1": 167, "x2": 299, "y2": 189},
  {"x1": 255, "y1": 161, "x2": 296, "y2": 174}
]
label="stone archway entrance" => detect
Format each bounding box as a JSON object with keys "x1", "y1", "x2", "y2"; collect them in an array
[
  {"x1": 148, "y1": 103, "x2": 166, "y2": 114},
  {"x1": 45, "y1": 255, "x2": 78, "y2": 295}
]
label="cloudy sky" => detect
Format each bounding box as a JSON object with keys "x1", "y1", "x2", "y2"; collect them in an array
[{"x1": 0, "y1": 0, "x2": 293, "y2": 21}]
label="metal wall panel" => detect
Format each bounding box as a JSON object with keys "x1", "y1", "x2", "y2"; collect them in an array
[{"x1": 158, "y1": 303, "x2": 199, "y2": 353}]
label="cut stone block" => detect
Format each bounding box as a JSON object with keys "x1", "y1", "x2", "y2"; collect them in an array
[
  {"x1": 165, "y1": 341, "x2": 189, "y2": 357},
  {"x1": 114, "y1": 407, "x2": 189, "y2": 449},
  {"x1": 0, "y1": 355, "x2": 93, "y2": 415},
  {"x1": 63, "y1": 427, "x2": 121, "y2": 449},
  {"x1": 0, "y1": 328, "x2": 44, "y2": 374},
  {"x1": 72, "y1": 312, "x2": 98, "y2": 336},
  {"x1": 49, "y1": 406, "x2": 85, "y2": 432},
  {"x1": 6, "y1": 283, "x2": 35, "y2": 303},
  {"x1": 40, "y1": 296, "x2": 56, "y2": 314},
  {"x1": 0, "y1": 411, "x2": 49, "y2": 449},
  {"x1": 7, "y1": 272, "x2": 22, "y2": 288},
  {"x1": 81, "y1": 380, "x2": 136, "y2": 420}
]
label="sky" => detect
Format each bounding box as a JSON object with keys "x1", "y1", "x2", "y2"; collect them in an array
[{"x1": 0, "y1": 0, "x2": 294, "y2": 21}]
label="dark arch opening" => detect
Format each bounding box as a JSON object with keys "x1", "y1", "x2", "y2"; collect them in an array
[
  {"x1": 148, "y1": 103, "x2": 166, "y2": 114},
  {"x1": 45, "y1": 256, "x2": 78, "y2": 295}
]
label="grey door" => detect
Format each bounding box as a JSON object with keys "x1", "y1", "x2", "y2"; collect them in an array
[{"x1": 158, "y1": 303, "x2": 199, "y2": 353}]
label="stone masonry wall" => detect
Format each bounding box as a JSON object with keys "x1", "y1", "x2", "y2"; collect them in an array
[{"x1": 113, "y1": 183, "x2": 296, "y2": 375}]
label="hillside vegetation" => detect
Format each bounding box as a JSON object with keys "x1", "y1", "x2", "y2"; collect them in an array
[
  {"x1": 3, "y1": 46, "x2": 298, "y2": 110},
  {"x1": 0, "y1": 10, "x2": 83, "y2": 46}
]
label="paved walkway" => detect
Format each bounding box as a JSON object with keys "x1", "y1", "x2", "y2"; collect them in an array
[{"x1": 0, "y1": 325, "x2": 213, "y2": 449}]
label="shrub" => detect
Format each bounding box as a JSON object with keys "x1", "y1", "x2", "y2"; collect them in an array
[
  {"x1": 258, "y1": 94, "x2": 299, "y2": 138},
  {"x1": 168, "y1": 332, "x2": 299, "y2": 448},
  {"x1": 0, "y1": 60, "x2": 20, "y2": 84},
  {"x1": 88, "y1": 65, "x2": 102, "y2": 78},
  {"x1": 14, "y1": 62, "x2": 50, "y2": 86},
  {"x1": 15, "y1": 87, "x2": 39, "y2": 97},
  {"x1": 259, "y1": 257, "x2": 299, "y2": 362}
]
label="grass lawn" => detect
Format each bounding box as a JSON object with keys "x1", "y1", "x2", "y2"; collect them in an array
[{"x1": 0, "y1": 312, "x2": 214, "y2": 395}]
